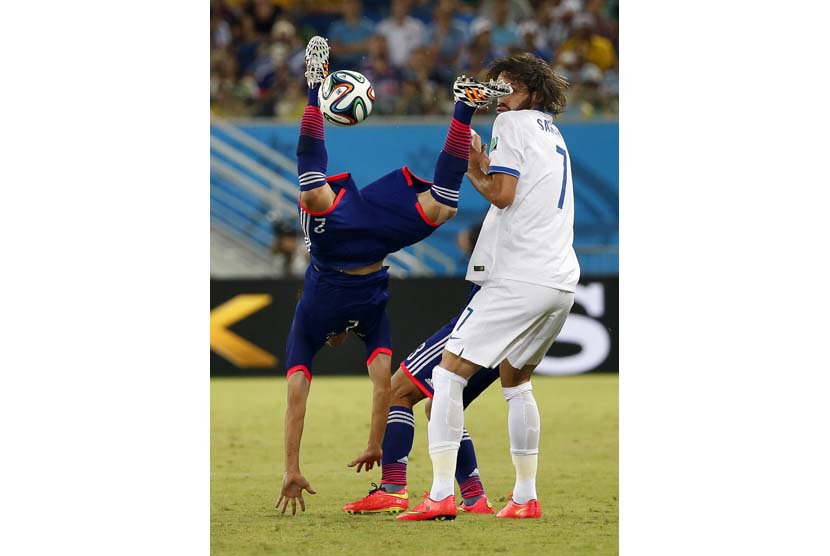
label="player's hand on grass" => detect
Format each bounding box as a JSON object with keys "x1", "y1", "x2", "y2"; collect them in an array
[
  {"x1": 276, "y1": 471, "x2": 316, "y2": 515},
  {"x1": 347, "y1": 446, "x2": 382, "y2": 473}
]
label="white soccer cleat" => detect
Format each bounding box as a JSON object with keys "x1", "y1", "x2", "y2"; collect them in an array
[
  {"x1": 453, "y1": 76, "x2": 513, "y2": 108},
  {"x1": 305, "y1": 36, "x2": 330, "y2": 88}
]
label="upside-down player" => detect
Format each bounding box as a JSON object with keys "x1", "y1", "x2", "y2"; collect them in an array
[
  {"x1": 276, "y1": 36, "x2": 512, "y2": 515},
  {"x1": 397, "y1": 53, "x2": 579, "y2": 521}
]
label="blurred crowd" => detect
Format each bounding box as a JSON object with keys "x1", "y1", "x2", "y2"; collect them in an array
[{"x1": 211, "y1": 0, "x2": 618, "y2": 120}]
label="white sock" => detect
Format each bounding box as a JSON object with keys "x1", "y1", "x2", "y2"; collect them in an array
[
  {"x1": 503, "y1": 382, "x2": 540, "y2": 504},
  {"x1": 511, "y1": 453, "x2": 538, "y2": 504},
  {"x1": 429, "y1": 450, "x2": 457, "y2": 501},
  {"x1": 428, "y1": 366, "x2": 467, "y2": 500}
]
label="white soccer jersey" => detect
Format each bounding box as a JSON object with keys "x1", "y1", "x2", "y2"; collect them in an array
[{"x1": 466, "y1": 109, "x2": 580, "y2": 292}]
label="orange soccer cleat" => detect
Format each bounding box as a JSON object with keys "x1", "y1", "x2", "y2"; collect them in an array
[
  {"x1": 395, "y1": 493, "x2": 457, "y2": 521},
  {"x1": 495, "y1": 497, "x2": 543, "y2": 519},
  {"x1": 460, "y1": 495, "x2": 495, "y2": 514},
  {"x1": 342, "y1": 483, "x2": 409, "y2": 514}
]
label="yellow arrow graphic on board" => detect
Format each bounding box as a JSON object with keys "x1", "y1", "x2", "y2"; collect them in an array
[{"x1": 210, "y1": 294, "x2": 277, "y2": 368}]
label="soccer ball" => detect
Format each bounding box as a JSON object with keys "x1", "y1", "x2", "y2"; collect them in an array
[{"x1": 319, "y1": 70, "x2": 375, "y2": 127}]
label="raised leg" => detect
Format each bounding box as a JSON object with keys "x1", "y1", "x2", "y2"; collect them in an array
[{"x1": 297, "y1": 36, "x2": 335, "y2": 213}]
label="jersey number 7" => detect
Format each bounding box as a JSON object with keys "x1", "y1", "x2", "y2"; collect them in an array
[{"x1": 556, "y1": 145, "x2": 568, "y2": 209}]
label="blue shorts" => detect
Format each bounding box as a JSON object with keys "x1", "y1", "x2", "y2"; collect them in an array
[
  {"x1": 285, "y1": 264, "x2": 392, "y2": 381},
  {"x1": 304, "y1": 168, "x2": 440, "y2": 272},
  {"x1": 400, "y1": 315, "x2": 500, "y2": 408}
]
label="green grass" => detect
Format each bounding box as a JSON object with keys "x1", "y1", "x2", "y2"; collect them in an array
[{"x1": 211, "y1": 375, "x2": 618, "y2": 555}]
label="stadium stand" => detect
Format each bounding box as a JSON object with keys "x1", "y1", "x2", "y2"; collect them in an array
[{"x1": 210, "y1": 0, "x2": 618, "y2": 277}]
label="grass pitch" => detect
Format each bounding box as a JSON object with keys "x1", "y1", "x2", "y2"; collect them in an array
[{"x1": 211, "y1": 375, "x2": 618, "y2": 555}]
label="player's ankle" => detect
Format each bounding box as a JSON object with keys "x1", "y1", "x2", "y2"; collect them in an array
[{"x1": 381, "y1": 483, "x2": 405, "y2": 493}]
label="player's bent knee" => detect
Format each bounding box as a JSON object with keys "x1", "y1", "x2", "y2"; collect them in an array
[
  {"x1": 499, "y1": 360, "x2": 535, "y2": 387},
  {"x1": 428, "y1": 200, "x2": 457, "y2": 225},
  {"x1": 502, "y1": 381, "x2": 533, "y2": 401},
  {"x1": 299, "y1": 185, "x2": 334, "y2": 213},
  {"x1": 439, "y1": 206, "x2": 458, "y2": 224},
  {"x1": 390, "y1": 368, "x2": 425, "y2": 407},
  {"x1": 438, "y1": 350, "x2": 460, "y2": 370},
  {"x1": 417, "y1": 192, "x2": 457, "y2": 225}
]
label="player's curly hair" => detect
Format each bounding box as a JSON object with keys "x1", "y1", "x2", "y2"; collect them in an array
[{"x1": 486, "y1": 53, "x2": 569, "y2": 116}]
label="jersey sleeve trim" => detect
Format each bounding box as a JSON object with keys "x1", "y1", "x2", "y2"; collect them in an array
[
  {"x1": 367, "y1": 347, "x2": 393, "y2": 366},
  {"x1": 286, "y1": 364, "x2": 312, "y2": 383},
  {"x1": 299, "y1": 188, "x2": 346, "y2": 216},
  {"x1": 414, "y1": 201, "x2": 441, "y2": 227},
  {"x1": 488, "y1": 165, "x2": 521, "y2": 178},
  {"x1": 400, "y1": 362, "x2": 434, "y2": 399},
  {"x1": 402, "y1": 165, "x2": 433, "y2": 187}
]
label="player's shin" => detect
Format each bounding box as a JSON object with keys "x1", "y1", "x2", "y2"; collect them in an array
[
  {"x1": 297, "y1": 89, "x2": 328, "y2": 192},
  {"x1": 380, "y1": 406, "x2": 414, "y2": 492},
  {"x1": 456, "y1": 429, "x2": 485, "y2": 504},
  {"x1": 503, "y1": 382, "x2": 540, "y2": 504},
  {"x1": 429, "y1": 103, "x2": 475, "y2": 209},
  {"x1": 428, "y1": 366, "x2": 467, "y2": 501}
]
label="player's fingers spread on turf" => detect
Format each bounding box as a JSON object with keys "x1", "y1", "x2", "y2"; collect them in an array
[
  {"x1": 306, "y1": 485, "x2": 317, "y2": 494},
  {"x1": 275, "y1": 495, "x2": 283, "y2": 509},
  {"x1": 299, "y1": 494, "x2": 306, "y2": 512},
  {"x1": 347, "y1": 460, "x2": 356, "y2": 467},
  {"x1": 291, "y1": 498, "x2": 297, "y2": 516}
]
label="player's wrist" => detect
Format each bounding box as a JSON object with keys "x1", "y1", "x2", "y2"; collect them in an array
[{"x1": 284, "y1": 455, "x2": 301, "y2": 474}]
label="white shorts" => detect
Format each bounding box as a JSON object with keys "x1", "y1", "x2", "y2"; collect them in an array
[{"x1": 445, "y1": 279, "x2": 575, "y2": 370}]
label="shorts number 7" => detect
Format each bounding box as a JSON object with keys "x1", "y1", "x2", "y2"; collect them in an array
[
  {"x1": 556, "y1": 145, "x2": 568, "y2": 209},
  {"x1": 456, "y1": 307, "x2": 474, "y2": 331}
]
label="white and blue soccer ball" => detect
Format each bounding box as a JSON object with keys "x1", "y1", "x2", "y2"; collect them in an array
[{"x1": 319, "y1": 70, "x2": 374, "y2": 127}]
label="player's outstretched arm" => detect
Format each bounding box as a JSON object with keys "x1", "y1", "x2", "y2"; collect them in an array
[
  {"x1": 348, "y1": 353, "x2": 391, "y2": 472},
  {"x1": 466, "y1": 132, "x2": 517, "y2": 209},
  {"x1": 277, "y1": 372, "x2": 317, "y2": 515}
]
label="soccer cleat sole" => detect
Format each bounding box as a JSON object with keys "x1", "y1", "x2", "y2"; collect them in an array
[
  {"x1": 395, "y1": 494, "x2": 457, "y2": 521},
  {"x1": 304, "y1": 36, "x2": 330, "y2": 87},
  {"x1": 343, "y1": 507, "x2": 406, "y2": 515},
  {"x1": 397, "y1": 514, "x2": 456, "y2": 521},
  {"x1": 452, "y1": 76, "x2": 513, "y2": 108}
]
